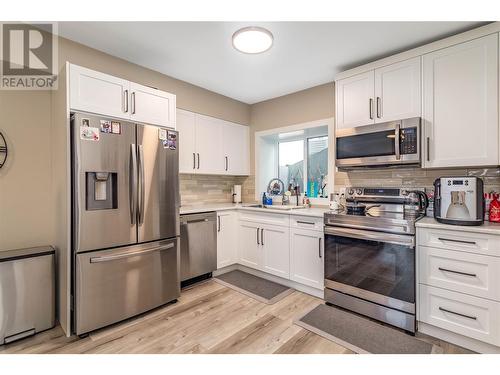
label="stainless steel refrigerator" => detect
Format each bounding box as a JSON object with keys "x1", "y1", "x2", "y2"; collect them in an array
[{"x1": 71, "y1": 112, "x2": 180, "y2": 335}]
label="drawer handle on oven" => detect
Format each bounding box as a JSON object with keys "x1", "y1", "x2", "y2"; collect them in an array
[
  {"x1": 438, "y1": 267, "x2": 477, "y2": 278},
  {"x1": 438, "y1": 307, "x2": 477, "y2": 320},
  {"x1": 297, "y1": 221, "x2": 315, "y2": 226},
  {"x1": 438, "y1": 237, "x2": 476, "y2": 245},
  {"x1": 90, "y1": 243, "x2": 174, "y2": 263}
]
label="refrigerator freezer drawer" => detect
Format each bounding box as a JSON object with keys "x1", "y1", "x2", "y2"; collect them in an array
[
  {"x1": 75, "y1": 239, "x2": 180, "y2": 335},
  {"x1": 0, "y1": 246, "x2": 55, "y2": 345}
]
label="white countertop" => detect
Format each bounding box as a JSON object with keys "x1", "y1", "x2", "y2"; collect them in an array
[
  {"x1": 179, "y1": 203, "x2": 329, "y2": 218},
  {"x1": 416, "y1": 216, "x2": 500, "y2": 235}
]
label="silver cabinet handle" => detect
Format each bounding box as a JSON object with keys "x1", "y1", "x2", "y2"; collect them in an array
[
  {"x1": 376, "y1": 97, "x2": 381, "y2": 118},
  {"x1": 369, "y1": 98, "x2": 373, "y2": 120},
  {"x1": 261, "y1": 228, "x2": 264, "y2": 246},
  {"x1": 217, "y1": 216, "x2": 221, "y2": 232},
  {"x1": 256, "y1": 227, "x2": 260, "y2": 245},
  {"x1": 182, "y1": 218, "x2": 208, "y2": 224},
  {"x1": 394, "y1": 123, "x2": 401, "y2": 160},
  {"x1": 138, "y1": 145, "x2": 145, "y2": 225},
  {"x1": 439, "y1": 307, "x2": 477, "y2": 320},
  {"x1": 318, "y1": 237, "x2": 322, "y2": 258},
  {"x1": 129, "y1": 144, "x2": 137, "y2": 225},
  {"x1": 90, "y1": 242, "x2": 174, "y2": 263},
  {"x1": 438, "y1": 267, "x2": 477, "y2": 277},
  {"x1": 438, "y1": 237, "x2": 476, "y2": 245},
  {"x1": 297, "y1": 220, "x2": 315, "y2": 226},
  {"x1": 426, "y1": 137, "x2": 430, "y2": 162},
  {"x1": 131, "y1": 92, "x2": 136, "y2": 114},
  {"x1": 193, "y1": 153, "x2": 196, "y2": 170},
  {"x1": 197, "y1": 153, "x2": 200, "y2": 169},
  {"x1": 123, "y1": 89, "x2": 129, "y2": 113}
]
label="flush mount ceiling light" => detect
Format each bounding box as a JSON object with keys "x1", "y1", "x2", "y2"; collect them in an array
[{"x1": 232, "y1": 27, "x2": 273, "y2": 54}]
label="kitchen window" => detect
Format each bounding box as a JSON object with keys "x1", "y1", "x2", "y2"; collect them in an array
[{"x1": 277, "y1": 134, "x2": 328, "y2": 198}]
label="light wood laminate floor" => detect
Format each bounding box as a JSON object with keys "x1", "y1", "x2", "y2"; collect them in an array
[{"x1": 0, "y1": 280, "x2": 473, "y2": 354}]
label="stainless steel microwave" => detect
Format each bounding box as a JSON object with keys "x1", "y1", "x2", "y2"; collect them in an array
[{"x1": 335, "y1": 117, "x2": 421, "y2": 169}]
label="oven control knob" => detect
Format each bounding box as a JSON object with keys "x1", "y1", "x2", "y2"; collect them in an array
[
  {"x1": 347, "y1": 188, "x2": 354, "y2": 196},
  {"x1": 401, "y1": 189, "x2": 408, "y2": 196},
  {"x1": 356, "y1": 188, "x2": 363, "y2": 195}
]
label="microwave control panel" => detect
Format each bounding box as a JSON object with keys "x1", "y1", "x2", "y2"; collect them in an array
[{"x1": 400, "y1": 127, "x2": 417, "y2": 154}]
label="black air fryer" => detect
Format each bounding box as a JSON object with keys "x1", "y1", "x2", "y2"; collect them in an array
[{"x1": 433, "y1": 177, "x2": 484, "y2": 226}]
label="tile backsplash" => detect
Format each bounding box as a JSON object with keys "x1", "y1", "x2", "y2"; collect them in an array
[
  {"x1": 334, "y1": 167, "x2": 500, "y2": 194},
  {"x1": 180, "y1": 174, "x2": 256, "y2": 207}
]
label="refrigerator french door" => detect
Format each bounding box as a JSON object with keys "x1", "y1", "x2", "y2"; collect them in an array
[{"x1": 71, "y1": 112, "x2": 180, "y2": 335}]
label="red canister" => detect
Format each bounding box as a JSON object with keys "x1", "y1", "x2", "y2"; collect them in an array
[{"x1": 489, "y1": 196, "x2": 500, "y2": 222}]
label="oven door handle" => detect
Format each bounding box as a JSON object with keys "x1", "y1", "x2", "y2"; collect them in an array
[{"x1": 324, "y1": 226, "x2": 415, "y2": 247}]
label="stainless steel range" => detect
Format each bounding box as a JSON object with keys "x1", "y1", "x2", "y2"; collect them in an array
[{"x1": 323, "y1": 187, "x2": 427, "y2": 333}]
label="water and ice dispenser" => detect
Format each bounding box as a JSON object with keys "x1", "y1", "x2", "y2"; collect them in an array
[{"x1": 85, "y1": 172, "x2": 118, "y2": 210}]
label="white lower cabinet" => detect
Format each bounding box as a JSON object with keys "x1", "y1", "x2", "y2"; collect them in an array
[
  {"x1": 238, "y1": 220, "x2": 261, "y2": 269},
  {"x1": 290, "y1": 228, "x2": 324, "y2": 289},
  {"x1": 217, "y1": 211, "x2": 238, "y2": 269},
  {"x1": 417, "y1": 225, "x2": 500, "y2": 351},
  {"x1": 261, "y1": 225, "x2": 290, "y2": 279}
]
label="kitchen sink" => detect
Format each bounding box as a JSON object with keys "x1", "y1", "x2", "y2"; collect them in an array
[{"x1": 242, "y1": 204, "x2": 306, "y2": 210}]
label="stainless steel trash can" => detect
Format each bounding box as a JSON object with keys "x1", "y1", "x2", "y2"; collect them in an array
[{"x1": 0, "y1": 246, "x2": 55, "y2": 344}]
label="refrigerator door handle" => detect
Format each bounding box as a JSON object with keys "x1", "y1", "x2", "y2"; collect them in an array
[
  {"x1": 138, "y1": 144, "x2": 145, "y2": 225},
  {"x1": 129, "y1": 144, "x2": 138, "y2": 225},
  {"x1": 90, "y1": 242, "x2": 174, "y2": 263}
]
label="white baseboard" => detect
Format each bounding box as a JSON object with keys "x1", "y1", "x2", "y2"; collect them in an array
[
  {"x1": 418, "y1": 322, "x2": 500, "y2": 354},
  {"x1": 213, "y1": 264, "x2": 324, "y2": 299}
]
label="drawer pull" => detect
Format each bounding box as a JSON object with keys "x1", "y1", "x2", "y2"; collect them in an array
[
  {"x1": 438, "y1": 267, "x2": 477, "y2": 278},
  {"x1": 438, "y1": 237, "x2": 476, "y2": 245},
  {"x1": 438, "y1": 307, "x2": 477, "y2": 320},
  {"x1": 297, "y1": 221, "x2": 315, "y2": 226}
]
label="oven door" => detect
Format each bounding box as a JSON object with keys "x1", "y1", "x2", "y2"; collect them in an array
[{"x1": 324, "y1": 226, "x2": 415, "y2": 314}]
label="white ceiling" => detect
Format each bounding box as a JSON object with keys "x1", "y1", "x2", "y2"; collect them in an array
[{"x1": 58, "y1": 22, "x2": 486, "y2": 104}]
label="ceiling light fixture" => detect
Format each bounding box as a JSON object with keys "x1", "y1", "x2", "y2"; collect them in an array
[{"x1": 232, "y1": 26, "x2": 273, "y2": 54}]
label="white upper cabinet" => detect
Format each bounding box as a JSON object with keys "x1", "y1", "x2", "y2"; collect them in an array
[
  {"x1": 69, "y1": 64, "x2": 176, "y2": 128},
  {"x1": 336, "y1": 70, "x2": 375, "y2": 129},
  {"x1": 69, "y1": 64, "x2": 129, "y2": 119},
  {"x1": 176, "y1": 109, "x2": 250, "y2": 175},
  {"x1": 222, "y1": 121, "x2": 250, "y2": 175},
  {"x1": 177, "y1": 109, "x2": 197, "y2": 173},
  {"x1": 129, "y1": 82, "x2": 176, "y2": 128},
  {"x1": 374, "y1": 57, "x2": 421, "y2": 123},
  {"x1": 195, "y1": 114, "x2": 225, "y2": 174},
  {"x1": 422, "y1": 34, "x2": 499, "y2": 168}
]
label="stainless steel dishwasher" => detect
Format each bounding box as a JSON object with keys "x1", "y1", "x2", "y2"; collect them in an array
[{"x1": 180, "y1": 212, "x2": 217, "y2": 282}]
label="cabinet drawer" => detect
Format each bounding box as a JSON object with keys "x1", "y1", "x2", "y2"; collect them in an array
[
  {"x1": 417, "y1": 227, "x2": 500, "y2": 257},
  {"x1": 238, "y1": 210, "x2": 290, "y2": 227},
  {"x1": 290, "y1": 215, "x2": 323, "y2": 231},
  {"x1": 419, "y1": 246, "x2": 500, "y2": 301},
  {"x1": 419, "y1": 285, "x2": 500, "y2": 346}
]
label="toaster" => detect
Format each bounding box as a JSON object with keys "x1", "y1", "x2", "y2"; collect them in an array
[{"x1": 434, "y1": 177, "x2": 484, "y2": 226}]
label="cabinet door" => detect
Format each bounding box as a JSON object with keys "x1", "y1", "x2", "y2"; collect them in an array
[
  {"x1": 217, "y1": 211, "x2": 238, "y2": 269},
  {"x1": 69, "y1": 64, "x2": 129, "y2": 119},
  {"x1": 195, "y1": 114, "x2": 225, "y2": 174},
  {"x1": 261, "y1": 225, "x2": 290, "y2": 279},
  {"x1": 290, "y1": 229, "x2": 324, "y2": 289},
  {"x1": 222, "y1": 122, "x2": 250, "y2": 175},
  {"x1": 177, "y1": 109, "x2": 197, "y2": 174},
  {"x1": 422, "y1": 34, "x2": 498, "y2": 168},
  {"x1": 374, "y1": 57, "x2": 421, "y2": 123},
  {"x1": 336, "y1": 70, "x2": 375, "y2": 129},
  {"x1": 130, "y1": 82, "x2": 176, "y2": 128},
  {"x1": 238, "y1": 221, "x2": 261, "y2": 270}
]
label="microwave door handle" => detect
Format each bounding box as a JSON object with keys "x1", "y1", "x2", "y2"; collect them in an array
[{"x1": 394, "y1": 123, "x2": 401, "y2": 160}]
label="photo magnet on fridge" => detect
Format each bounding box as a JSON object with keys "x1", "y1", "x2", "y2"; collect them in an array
[
  {"x1": 167, "y1": 131, "x2": 177, "y2": 150},
  {"x1": 100, "y1": 120, "x2": 112, "y2": 133},
  {"x1": 111, "y1": 121, "x2": 121, "y2": 134},
  {"x1": 81, "y1": 118, "x2": 90, "y2": 127},
  {"x1": 80, "y1": 126, "x2": 100, "y2": 141}
]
